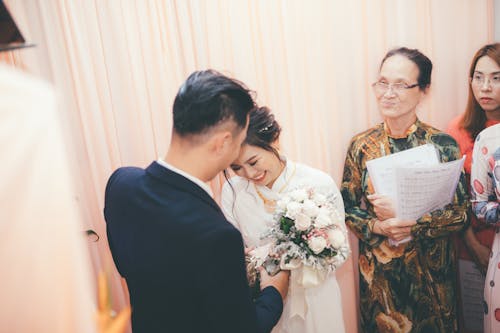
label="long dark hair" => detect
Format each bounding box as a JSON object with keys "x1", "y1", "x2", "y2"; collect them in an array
[{"x1": 460, "y1": 43, "x2": 500, "y2": 140}]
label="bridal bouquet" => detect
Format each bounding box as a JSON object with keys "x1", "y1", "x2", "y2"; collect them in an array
[{"x1": 264, "y1": 187, "x2": 350, "y2": 287}]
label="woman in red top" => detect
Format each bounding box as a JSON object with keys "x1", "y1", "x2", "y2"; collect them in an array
[{"x1": 447, "y1": 43, "x2": 500, "y2": 274}]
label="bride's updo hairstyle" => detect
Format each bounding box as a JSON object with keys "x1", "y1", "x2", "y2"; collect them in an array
[
  {"x1": 244, "y1": 106, "x2": 282, "y2": 159},
  {"x1": 224, "y1": 106, "x2": 282, "y2": 204}
]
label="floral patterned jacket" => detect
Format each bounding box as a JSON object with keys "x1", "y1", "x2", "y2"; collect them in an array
[{"x1": 341, "y1": 119, "x2": 468, "y2": 333}]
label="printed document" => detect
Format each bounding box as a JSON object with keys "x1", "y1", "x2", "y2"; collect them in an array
[{"x1": 366, "y1": 144, "x2": 464, "y2": 245}]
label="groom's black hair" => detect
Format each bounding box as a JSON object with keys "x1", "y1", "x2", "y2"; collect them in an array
[{"x1": 172, "y1": 69, "x2": 255, "y2": 136}]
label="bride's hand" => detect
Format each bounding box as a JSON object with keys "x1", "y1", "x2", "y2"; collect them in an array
[{"x1": 259, "y1": 268, "x2": 290, "y2": 300}]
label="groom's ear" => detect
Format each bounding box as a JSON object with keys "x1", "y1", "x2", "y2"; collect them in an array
[{"x1": 208, "y1": 130, "x2": 233, "y2": 157}]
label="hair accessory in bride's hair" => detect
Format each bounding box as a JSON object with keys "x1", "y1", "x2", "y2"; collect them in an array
[{"x1": 258, "y1": 123, "x2": 273, "y2": 133}]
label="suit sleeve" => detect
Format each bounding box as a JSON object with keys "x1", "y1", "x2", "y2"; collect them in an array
[
  {"x1": 196, "y1": 226, "x2": 283, "y2": 333},
  {"x1": 103, "y1": 168, "x2": 126, "y2": 277}
]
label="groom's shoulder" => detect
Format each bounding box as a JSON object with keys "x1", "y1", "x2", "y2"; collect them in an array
[
  {"x1": 111, "y1": 166, "x2": 146, "y2": 178},
  {"x1": 106, "y1": 166, "x2": 146, "y2": 189}
]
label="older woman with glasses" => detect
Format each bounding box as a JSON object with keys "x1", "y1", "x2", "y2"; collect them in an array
[{"x1": 341, "y1": 47, "x2": 468, "y2": 333}]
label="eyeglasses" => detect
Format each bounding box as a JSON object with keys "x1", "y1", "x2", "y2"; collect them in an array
[
  {"x1": 470, "y1": 74, "x2": 500, "y2": 88},
  {"x1": 372, "y1": 81, "x2": 419, "y2": 95}
]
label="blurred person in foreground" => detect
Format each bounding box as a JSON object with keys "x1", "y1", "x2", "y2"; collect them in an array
[
  {"x1": 0, "y1": 59, "x2": 129, "y2": 333},
  {"x1": 0, "y1": 1, "x2": 130, "y2": 331}
]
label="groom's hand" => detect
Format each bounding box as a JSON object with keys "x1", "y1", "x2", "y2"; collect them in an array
[{"x1": 259, "y1": 268, "x2": 290, "y2": 300}]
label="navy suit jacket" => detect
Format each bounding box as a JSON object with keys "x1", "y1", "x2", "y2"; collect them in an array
[{"x1": 104, "y1": 161, "x2": 283, "y2": 333}]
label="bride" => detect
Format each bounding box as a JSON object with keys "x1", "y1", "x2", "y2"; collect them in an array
[{"x1": 221, "y1": 106, "x2": 348, "y2": 333}]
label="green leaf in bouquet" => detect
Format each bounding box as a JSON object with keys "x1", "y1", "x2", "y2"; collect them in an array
[
  {"x1": 303, "y1": 244, "x2": 315, "y2": 256},
  {"x1": 318, "y1": 247, "x2": 337, "y2": 258},
  {"x1": 292, "y1": 233, "x2": 304, "y2": 245},
  {"x1": 280, "y1": 216, "x2": 294, "y2": 234}
]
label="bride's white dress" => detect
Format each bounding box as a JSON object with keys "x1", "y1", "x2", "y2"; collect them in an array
[{"x1": 221, "y1": 160, "x2": 347, "y2": 333}]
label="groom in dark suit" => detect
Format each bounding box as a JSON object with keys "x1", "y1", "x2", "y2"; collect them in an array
[{"x1": 104, "y1": 70, "x2": 288, "y2": 333}]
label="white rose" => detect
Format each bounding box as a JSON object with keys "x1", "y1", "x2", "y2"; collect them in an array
[
  {"x1": 295, "y1": 213, "x2": 312, "y2": 231},
  {"x1": 285, "y1": 201, "x2": 302, "y2": 219},
  {"x1": 290, "y1": 189, "x2": 308, "y2": 202},
  {"x1": 277, "y1": 196, "x2": 291, "y2": 210},
  {"x1": 315, "y1": 208, "x2": 332, "y2": 227},
  {"x1": 328, "y1": 229, "x2": 345, "y2": 248},
  {"x1": 302, "y1": 199, "x2": 319, "y2": 218},
  {"x1": 313, "y1": 193, "x2": 327, "y2": 206},
  {"x1": 308, "y1": 236, "x2": 327, "y2": 254}
]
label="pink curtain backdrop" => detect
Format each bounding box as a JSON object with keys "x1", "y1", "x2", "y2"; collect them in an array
[{"x1": 3, "y1": 1, "x2": 494, "y2": 332}]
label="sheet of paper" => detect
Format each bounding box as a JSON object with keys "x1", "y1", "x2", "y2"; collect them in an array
[
  {"x1": 367, "y1": 145, "x2": 464, "y2": 246},
  {"x1": 395, "y1": 156, "x2": 465, "y2": 220},
  {"x1": 366, "y1": 143, "x2": 439, "y2": 202}
]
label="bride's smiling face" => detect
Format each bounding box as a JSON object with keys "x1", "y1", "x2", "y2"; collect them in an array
[{"x1": 230, "y1": 144, "x2": 284, "y2": 188}]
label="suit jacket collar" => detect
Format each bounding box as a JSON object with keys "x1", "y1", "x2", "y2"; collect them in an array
[{"x1": 145, "y1": 161, "x2": 222, "y2": 214}]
